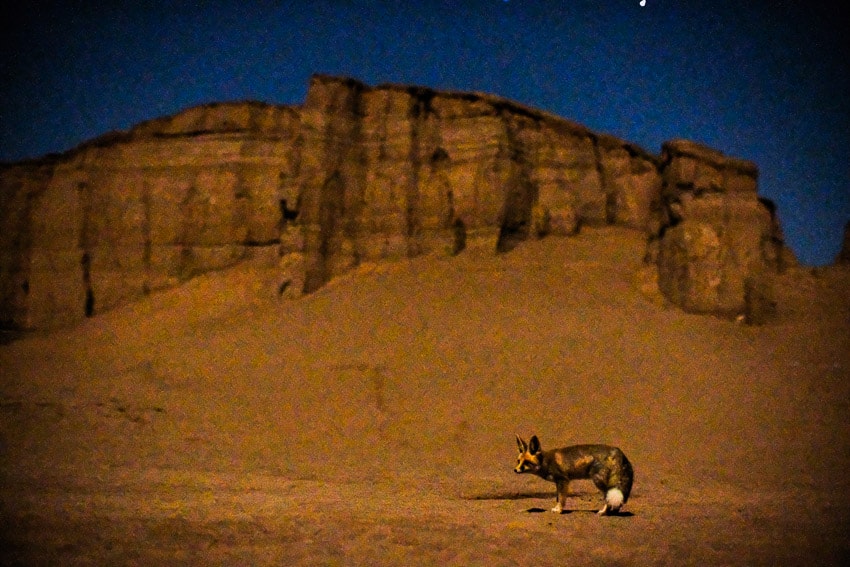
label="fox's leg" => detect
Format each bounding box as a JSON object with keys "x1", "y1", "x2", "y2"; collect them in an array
[
  {"x1": 591, "y1": 473, "x2": 610, "y2": 515},
  {"x1": 552, "y1": 480, "x2": 569, "y2": 513}
]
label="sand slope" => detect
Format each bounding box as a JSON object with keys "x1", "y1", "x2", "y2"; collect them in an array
[{"x1": 2, "y1": 226, "x2": 849, "y2": 565}]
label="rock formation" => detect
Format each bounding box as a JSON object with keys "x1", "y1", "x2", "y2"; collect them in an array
[
  {"x1": 651, "y1": 140, "x2": 792, "y2": 322},
  {"x1": 295, "y1": 76, "x2": 662, "y2": 293},
  {"x1": 1, "y1": 101, "x2": 301, "y2": 330},
  {"x1": 0, "y1": 75, "x2": 791, "y2": 331}
]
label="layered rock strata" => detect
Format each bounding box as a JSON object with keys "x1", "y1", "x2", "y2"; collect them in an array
[
  {"x1": 295, "y1": 76, "x2": 662, "y2": 293},
  {"x1": 652, "y1": 140, "x2": 793, "y2": 322},
  {"x1": 1, "y1": 101, "x2": 301, "y2": 329},
  {"x1": 0, "y1": 75, "x2": 789, "y2": 330}
]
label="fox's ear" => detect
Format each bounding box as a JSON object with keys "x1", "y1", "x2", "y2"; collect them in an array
[
  {"x1": 529, "y1": 435, "x2": 541, "y2": 454},
  {"x1": 516, "y1": 434, "x2": 527, "y2": 453}
]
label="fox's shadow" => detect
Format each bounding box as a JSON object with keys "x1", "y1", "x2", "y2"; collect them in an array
[
  {"x1": 463, "y1": 490, "x2": 634, "y2": 516},
  {"x1": 526, "y1": 507, "x2": 634, "y2": 516},
  {"x1": 464, "y1": 490, "x2": 553, "y2": 501}
]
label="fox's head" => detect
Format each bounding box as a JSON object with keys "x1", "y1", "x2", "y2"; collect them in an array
[{"x1": 514, "y1": 434, "x2": 543, "y2": 474}]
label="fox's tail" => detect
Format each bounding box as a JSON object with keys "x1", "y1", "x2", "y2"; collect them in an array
[
  {"x1": 605, "y1": 487, "x2": 625, "y2": 510},
  {"x1": 606, "y1": 451, "x2": 634, "y2": 512}
]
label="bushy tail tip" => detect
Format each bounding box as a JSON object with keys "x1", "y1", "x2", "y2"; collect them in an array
[{"x1": 606, "y1": 488, "x2": 624, "y2": 510}]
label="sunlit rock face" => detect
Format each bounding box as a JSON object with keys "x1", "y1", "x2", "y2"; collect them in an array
[{"x1": 0, "y1": 75, "x2": 789, "y2": 330}]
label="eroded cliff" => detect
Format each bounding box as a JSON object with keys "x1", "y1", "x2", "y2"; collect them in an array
[
  {"x1": 651, "y1": 140, "x2": 793, "y2": 323},
  {"x1": 0, "y1": 75, "x2": 789, "y2": 331}
]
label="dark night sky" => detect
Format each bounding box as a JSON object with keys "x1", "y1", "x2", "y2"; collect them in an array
[{"x1": 2, "y1": 0, "x2": 848, "y2": 265}]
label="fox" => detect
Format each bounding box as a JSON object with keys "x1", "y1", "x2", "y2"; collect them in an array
[{"x1": 514, "y1": 434, "x2": 634, "y2": 516}]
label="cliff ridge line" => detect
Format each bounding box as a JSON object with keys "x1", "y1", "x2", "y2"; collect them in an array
[{"x1": 0, "y1": 74, "x2": 788, "y2": 331}]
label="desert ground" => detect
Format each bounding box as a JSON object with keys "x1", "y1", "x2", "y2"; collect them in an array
[{"x1": 2, "y1": 226, "x2": 849, "y2": 565}]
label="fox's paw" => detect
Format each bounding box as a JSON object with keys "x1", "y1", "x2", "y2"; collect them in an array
[
  {"x1": 597, "y1": 505, "x2": 610, "y2": 516},
  {"x1": 551, "y1": 503, "x2": 564, "y2": 514}
]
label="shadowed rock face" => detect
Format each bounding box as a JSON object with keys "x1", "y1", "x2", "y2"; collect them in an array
[{"x1": 0, "y1": 75, "x2": 790, "y2": 330}]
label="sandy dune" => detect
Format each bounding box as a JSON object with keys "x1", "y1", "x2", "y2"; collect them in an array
[{"x1": 2, "y1": 226, "x2": 849, "y2": 565}]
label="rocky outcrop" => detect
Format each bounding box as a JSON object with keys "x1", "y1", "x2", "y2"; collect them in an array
[
  {"x1": 836, "y1": 221, "x2": 850, "y2": 265},
  {"x1": 651, "y1": 140, "x2": 793, "y2": 322},
  {"x1": 1, "y1": 101, "x2": 301, "y2": 330},
  {"x1": 1, "y1": 75, "x2": 790, "y2": 331},
  {"x1": 295, "y1": 76, "x2": 661, "y2": 292}
]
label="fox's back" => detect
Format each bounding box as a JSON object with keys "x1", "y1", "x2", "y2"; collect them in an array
[{"x1": 548, "y1": 444, "x2": 630, "y2": 476}]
